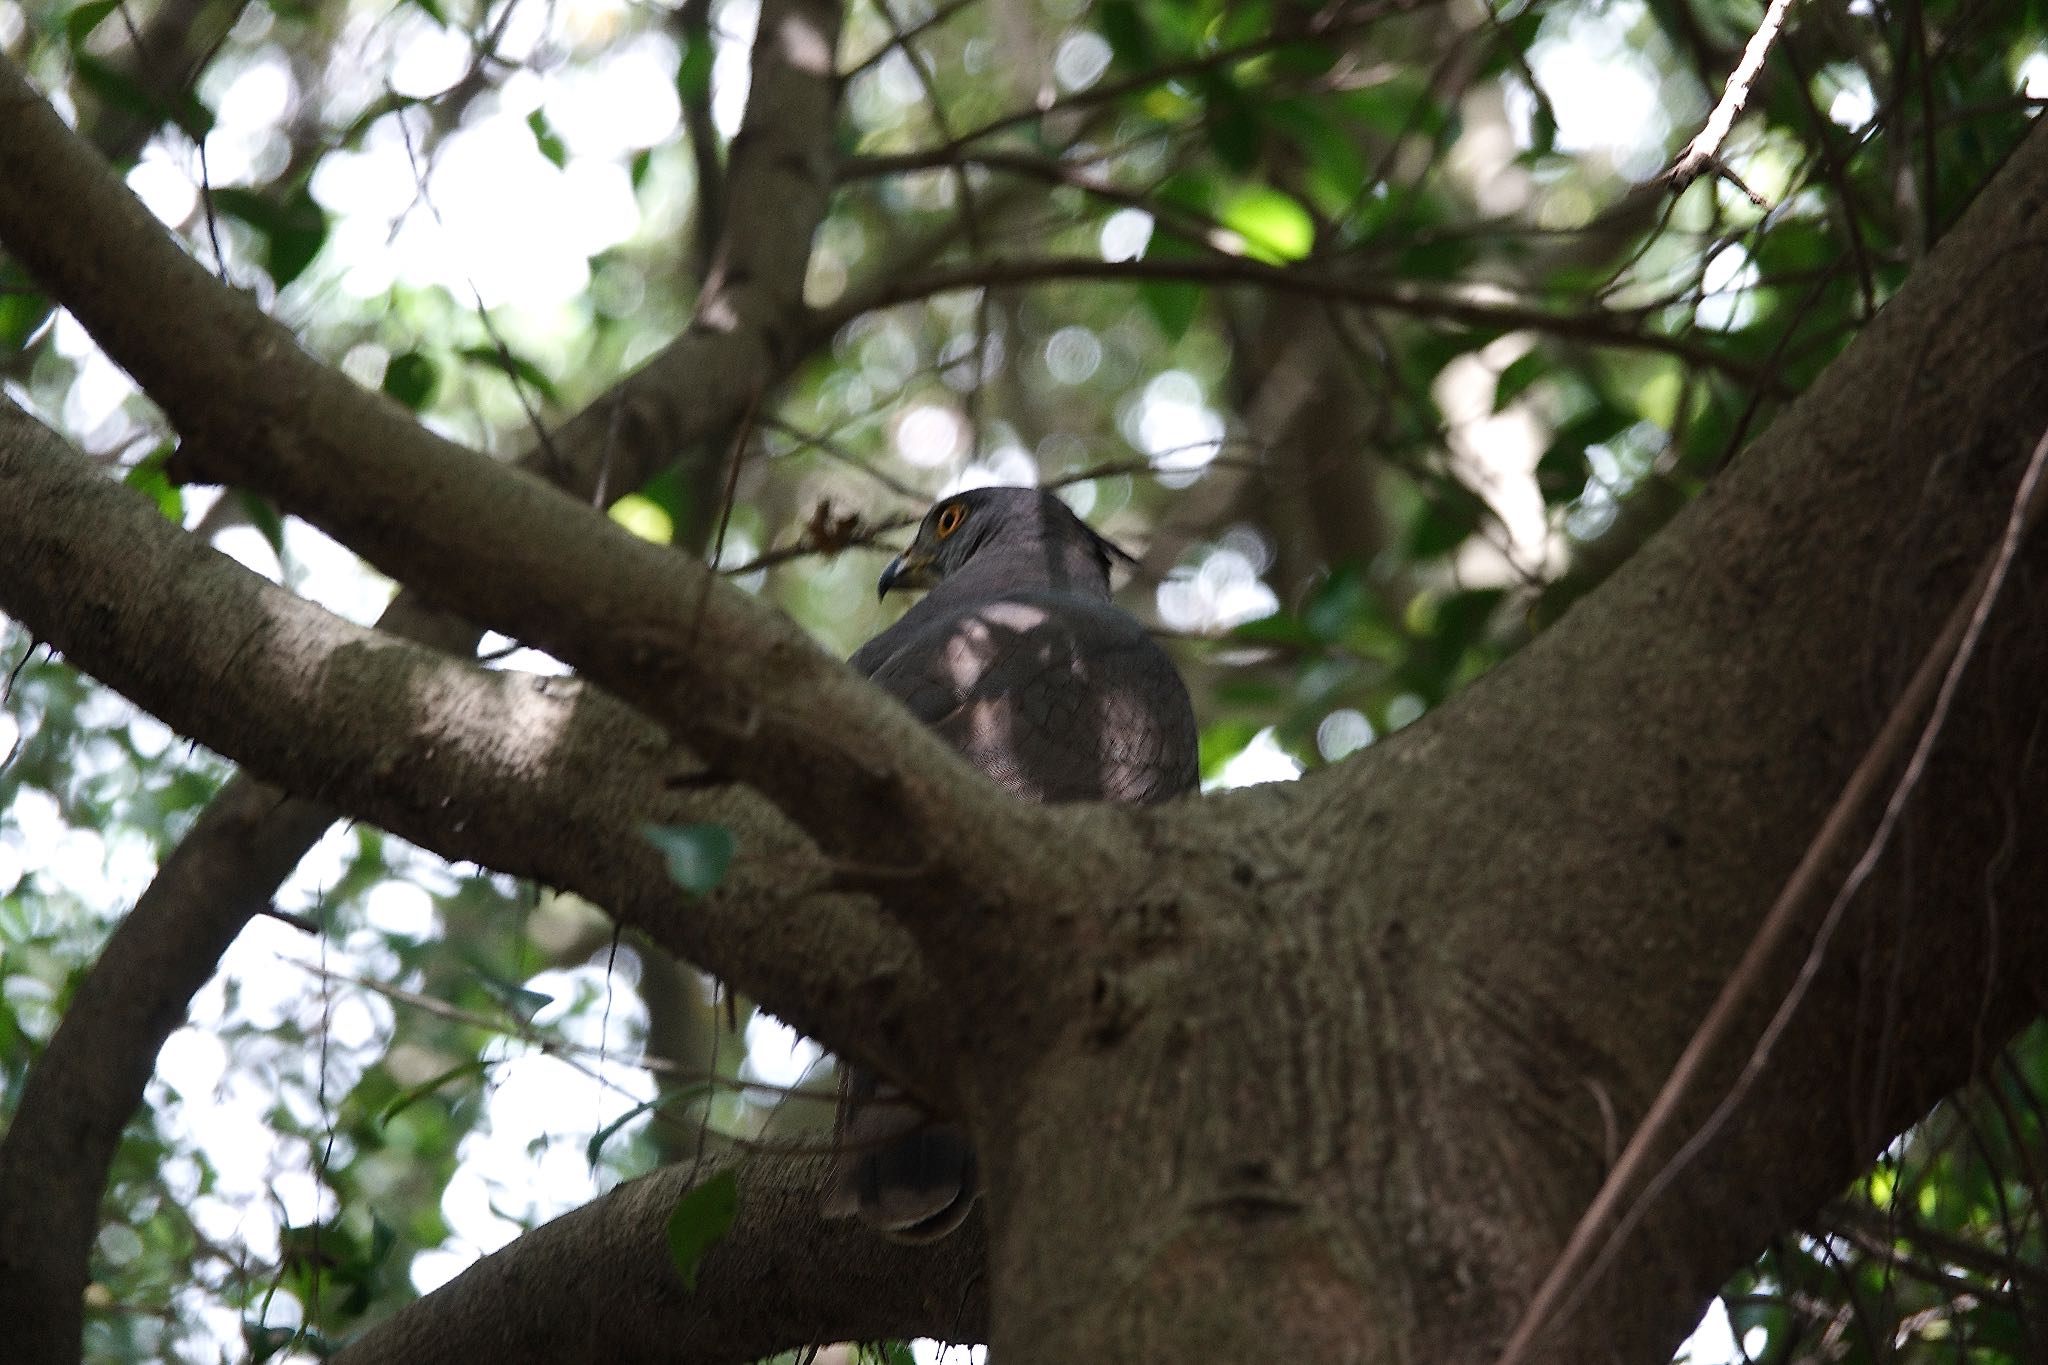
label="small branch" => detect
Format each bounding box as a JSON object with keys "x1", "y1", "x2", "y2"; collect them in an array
[
  {"x1": 0, "y1": 398, "x2": 938, "y2": 1109},
  {"x1": 841, "y1": 0, "x2": 983, "y2": 81},
  {"x1": 846, "y1": 0, "x2": 1426, "y2": 176},
  {"x1": 330, "y1": 1149, "x2": 986, "y2": 1364},
  {"x1": 816, "y1": 254, "x2": 1774, "y2": 388},
  {"x1": 1662, "y1": 0, "x2": 1799, "y2": 195}
]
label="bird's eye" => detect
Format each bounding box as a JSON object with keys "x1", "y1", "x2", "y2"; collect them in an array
[{"x1": 935, "y1": 503, "x2": 967, "y2": 538}]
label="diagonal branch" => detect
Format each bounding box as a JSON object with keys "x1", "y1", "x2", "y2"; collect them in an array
[
  {"x1": 0, "y1": 399, "x2": 940, "y2": 1076},
  {"x1": 0, "y1": 4, "x2": 1071, "y2": 954},
  {"x1": 0, "y1": 8, "x2": 860, "y2": 1356}
]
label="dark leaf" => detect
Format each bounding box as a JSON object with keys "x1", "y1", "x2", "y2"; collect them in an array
[
  {"x1": 586, "y1": 1084, "x2": 711, "y2": 1166},
  {"x1": 525, "y1": 109, "x2": 567, "y2": 169},
  {"x1": 676, "y1": 29, "x2": 715, "y2": 104},
  {"x1": 382, "y1": 351, "x2": 440, "y2": 410},
  {"x1": 459, "y1": 345, "x2": 560, "y2": 403},
  {"x1": 73, "y1": 54, "x2": 214, "y2": 140},
  {"x1": 65, "y1": 0, "x2": 120, "y2": 47},
  {"x1": 236, "y1": 492, "x2": 287, "y2": 556},
  {"x1": 376, "y1": 1060, "x2": 490, "y2": 1128},
  {"x1": 210, "y1": 186, "x2": 329, "y2": 287}
]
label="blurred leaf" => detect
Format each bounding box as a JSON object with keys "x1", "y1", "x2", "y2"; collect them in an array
[
  {"x1": 1198, "y1": 73, "x2": 1262, "y2": 171},
  {"x1": 677, "y1": 29, "x2": 715, "y2": 103},
  {"x1": 65, "y1": 0, "x2": 120, "y2": 46},
  {"x1": 1230, "y1": 611, "x2": 1316, "y2": 647},
  {"x1": 1198, "y1": 719, "x2": 1261, "y2": 779},
  {"x1": 0, "y1": 277, "x2": 53, "y2": 351},
  {"x1": 1096, "y1": 0, "x2": 1154, "y2": 69},
  {"x1": 210, "y1": 186, "x2": 328, "y2": 287},
  {"x1": 73, "y1": 54, "x2": 213, "y2": 140},
  {"x1": 1219, "y1": 187, "x2": 1314, "y2": 263},
  {"x1": 236, "y1": 492, "x2": 286, "y2": 556},
  {"x1": 1138, "y1": 231, "x2": 1204, "y2": 340},
  {"x1": 525, "y1": 109, "x2": 567, "y2": 169},
  {"x1": 666, "y1": 1169, "x2": 739, "y2": 1289},
  {"x1": 382, "y1": 351, "x2": 440, "y2": 410},
  {"x1": 645, "y1": 823, "x2": 736, "y2": 896},
  {"x1": 586, "y1": 1084, "x2": 710, "y2": 1166},
  {"x1": 122, "y1": 446, "x2": 183, "y2": 523},
  {"x1": 1404, "y1": 480, "x2": 1487, "y2": 559},
  {"x1": 1491, "y1": 351, "x2": 1547, "y2": 412},
  {"x1": 459, "y1": 344, "x2": 560, "y2": 403},
  {"x1": 376, "y1": 1060, "x2": 489, "y2": 1129},
  {"x1": 1303, "y1": 563, "x2": 1370, "y2": 641}
]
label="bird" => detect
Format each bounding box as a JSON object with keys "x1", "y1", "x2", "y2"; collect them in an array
[{"x1": 822, "y1": 485, "x2": 1200, "y2": 1241}]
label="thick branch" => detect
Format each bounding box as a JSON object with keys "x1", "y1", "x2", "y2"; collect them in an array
[
  {"x1": 0, "y1": 26, "x2": 1087, "y2": 953},
  {"x1": 0, "y1": 9, "x2": 855, "y2": 1359},
  {"x1": 0, "y1": 399, "x2": 951, "y2": 1091},
  {"x1": 332, "y1": 1150, "x2": 987, "y2": 1365},
  {"x1": 1293, "y1": 118, "x2": 2048, "y2": 1361}
]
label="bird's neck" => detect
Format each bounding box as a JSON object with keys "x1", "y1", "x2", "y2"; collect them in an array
[{"x1": 951, "y1": 533, "x2": 1114, "y2": 600}]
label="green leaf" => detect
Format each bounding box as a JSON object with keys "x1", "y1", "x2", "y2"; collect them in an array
[
  {"x1": 0, "y1": 278, "x2": 53, "y2": 352},
  {"x1": 1096, "y1": 0, "x2": 1154, "y2": 69},
  {"x1": 236, "y1": 492, "x2": 287, "y2": 556},
  {"x1": 676, "y1": 31, "x2": 715, "y2": 104},
  {"x1": 1491, "y1": 351, "x2": 1546, "y2": 412},
  {"x1": 1198, "y1": 719, "x2": 1261, "y2": 780},
  {"x1": 1219, "y1": 187, "x2": 1314, "y2": 263},
  {"x1": 123, "y1": 445, "x2": 183, "y2": 523},
  {"x1": 645, "y1": 823, "x2": 735, "y2": 896},
  {"x1": 65, "y1": 0, "x2": 120, "y2": 47},
  {"x1": 1198, "y1": 74, "x2": 1261, "y2": 171},
  {"x1": 459, "y1": 344, "x2": 560, "y2": 403},
  {"x1": 73, "y1": 54, "x2": 214, "y2": 140},
  {"x1": 1139, "y1": 230, "x2": 1204, "y2": 341},
  {"x1": 525, "y1": 109, "x2": 567, "y2": 169},
  {"x1": 376, "y1": 1060, "x2": 490, "y2": 1128},
  {"x1": 585, "y1": 1084, "x2": 710, "y2": 1166},
  {"x1": 382, "y1": 350, "x2": 440, "y2": 410},
  {"x1": 665, "y1": 1169, "x2": 739, "y2": 1289},
  {"x1": 210, "y1": 186, "x2": 329, "y2": 287}
]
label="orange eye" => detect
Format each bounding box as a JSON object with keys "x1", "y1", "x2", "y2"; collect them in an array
[{"x1": 935, "y1": 503, "x2": 966, "y2": 538}]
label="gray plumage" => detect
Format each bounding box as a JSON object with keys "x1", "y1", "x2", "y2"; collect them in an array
[{"x1": 824, "y1": 486, "x2": 1199, "y2": 1240}]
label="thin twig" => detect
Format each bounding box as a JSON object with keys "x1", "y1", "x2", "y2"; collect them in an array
[
  {"x1": 841, "y1": 0, "x2": 984, "y2": 82},
  {"x1": 816, "y1": 255, "x2": 1771, "y2": 388},
  {"x1": 1663, "y1": 0, "x2": 1798, "y2": 195}
]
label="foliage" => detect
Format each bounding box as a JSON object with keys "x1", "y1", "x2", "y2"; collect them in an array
[{"x1": 3, "y1": 0, "x2": 2047, "y2": 1356}]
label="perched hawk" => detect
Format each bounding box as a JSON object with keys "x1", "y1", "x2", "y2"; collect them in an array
[{"x1": 824, "y1": 485, "x2": 1199, "y2": 1240}]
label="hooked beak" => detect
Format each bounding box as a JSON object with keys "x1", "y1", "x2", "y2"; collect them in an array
[{"x1": 877, "y1": 551, "x2": 941, "y2": 599}]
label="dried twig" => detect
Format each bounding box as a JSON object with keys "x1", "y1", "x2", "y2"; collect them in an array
[{"x1": 1663, "y1": 0, "x2": 1799, "y2": 201}]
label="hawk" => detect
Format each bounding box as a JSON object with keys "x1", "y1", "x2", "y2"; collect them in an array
[{"x1": 824, "y1": 485, "x2": 1200, "y2": 1239}]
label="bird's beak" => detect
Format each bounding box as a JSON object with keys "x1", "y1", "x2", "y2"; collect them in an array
[{"x1": 877, "y1": 551, "x2": 940, "y2": 599}]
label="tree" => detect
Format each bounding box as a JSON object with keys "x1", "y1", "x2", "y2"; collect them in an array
[{"x1": 2, "y1": 0, "x2": 2047, "y2": 1360}]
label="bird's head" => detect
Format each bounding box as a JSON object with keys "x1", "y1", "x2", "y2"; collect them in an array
[{"x1": 877, "y1": 486, "x2": 1135, "y2": 598}]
